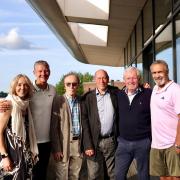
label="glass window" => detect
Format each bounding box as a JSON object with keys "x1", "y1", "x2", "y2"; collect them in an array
[
  {"x1": 137, "y1": 54, "x2": 143, "y2": 78},
  {"x1": 174, "y1": 0, "x2": 180, "y2": 6},
  {"x1": 155, "y1": 0, "x2": 171, "y2": 34},
  {"x1": 124, "y1": 47, "x2": 128, "y2": 66},
  {"x1": 127, "y1": 40, "x2": 131, "y2": 64},
  {"x1": 176, "y1": 13, "x2": 180, "y2": 83},
  {"x1": 131, "y1": 62, "x2": 136, "y2": 67},
  {"x1": 155, "y1": 23, "x2": 173, "y2": 80},
  {"x1": 131, "y1": 30, "x2": 136, "y2": 58},
  {"x1": 136, "y1": 16, "x2": 143, "y2": 54},
  {"x1": 143, "y1": 0, "x2": 153, "y2": 45}
]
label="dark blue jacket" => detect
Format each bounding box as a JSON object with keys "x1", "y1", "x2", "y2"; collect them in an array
[{"x1": 117, "y1": 87, "x2": 151, "y2": 141}]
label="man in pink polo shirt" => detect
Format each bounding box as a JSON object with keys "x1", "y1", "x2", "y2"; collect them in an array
[{"x1": 150, "y1": 60, "x2": 180, "y2": 180}]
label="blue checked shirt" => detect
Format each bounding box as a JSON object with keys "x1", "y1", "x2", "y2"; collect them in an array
[{"x1": 66, "y1": 95, "x2": 80, "y2": 137}]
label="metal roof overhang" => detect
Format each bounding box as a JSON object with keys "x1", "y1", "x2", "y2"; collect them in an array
[{"x1": 26, "y1": 0, "x2": 147, "y2": 67}]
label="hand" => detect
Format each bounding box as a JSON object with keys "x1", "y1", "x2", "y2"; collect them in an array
[
  {"x1": 53, "y1": 152, "x2": 63, "y2": 161},
  {"x1": 0, "y1": 100, "x2": 11, "y2": 113},
  {"x1": 143, "y1": 82, "x2": 151, "y2": 88},
  {"x1": 175, "y1": 144, "x2": 180, "y2": 154},
  {"x1": 2, "y1": 157, "x2": 13, "y2": 172},
  {"x1": 85, "y1": 149, "x2": 94, "y2": 157}
]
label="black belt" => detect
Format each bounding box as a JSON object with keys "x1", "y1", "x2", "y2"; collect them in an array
[
  {"x1": 72, "y1": 136, "x2": 80, "y2": 140},
  {"x1": 99, "y1": 132, "x2": 114, "y2": 139}
]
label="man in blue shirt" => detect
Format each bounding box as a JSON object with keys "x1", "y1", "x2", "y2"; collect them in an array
[{"x1": 82, "y1": 69, "x2": 119, "y2": 180}]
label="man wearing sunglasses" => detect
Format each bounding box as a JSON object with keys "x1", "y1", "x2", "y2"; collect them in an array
[
  {"x1": 81, "y1": 69, "x2": 119, "y2": 180},
  {"x1": 50, "y1": 72, "x2": 83, "y2": 180}
]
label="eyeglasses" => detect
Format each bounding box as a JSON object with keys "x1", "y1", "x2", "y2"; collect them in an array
[{"x1": 65, "y1": 82, "x2": 78, "y2": 87}]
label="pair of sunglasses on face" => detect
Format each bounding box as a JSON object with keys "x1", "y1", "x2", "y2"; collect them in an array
[{"x1": 65, "y1": 82, "x2": 78, "y2": 87}]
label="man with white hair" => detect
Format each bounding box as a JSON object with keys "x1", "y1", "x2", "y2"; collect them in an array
[{"x1": 115, "y1": 67, "x2": 152, "y2": 180}]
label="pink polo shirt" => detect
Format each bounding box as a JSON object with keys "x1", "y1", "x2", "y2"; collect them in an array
[{"x1": 151, "y1": 81, "x2": 180, "y2": 149}]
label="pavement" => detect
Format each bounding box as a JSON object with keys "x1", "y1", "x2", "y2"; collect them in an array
[{"x1": 46, "y1": 156, "x2": 159, "y2": 180}]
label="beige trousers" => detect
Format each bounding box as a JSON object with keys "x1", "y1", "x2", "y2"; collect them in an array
[{"x1": 54, "y1": 139, "x2": 82, "y2": 180}]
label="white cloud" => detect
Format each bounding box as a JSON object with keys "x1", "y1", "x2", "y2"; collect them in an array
[{"x1": 0, "y1": 28, "x2": 42, "y2": 50}]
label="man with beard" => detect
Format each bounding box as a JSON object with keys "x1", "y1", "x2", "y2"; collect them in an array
[{"x1": 150, "y1": 60, "x2": 180, "y2": 180}]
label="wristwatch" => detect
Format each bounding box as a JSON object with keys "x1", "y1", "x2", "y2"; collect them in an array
[
  {"x1": 1, "y1": 153, "x2": 8, "y2": 158},
  {"x1": 175, "y1": 144, "x2": 180, "y2": 149}
]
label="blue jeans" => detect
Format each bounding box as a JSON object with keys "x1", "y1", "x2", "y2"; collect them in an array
[{"x1": 115, "y1": 137, "x2": 151, "y2": 180}]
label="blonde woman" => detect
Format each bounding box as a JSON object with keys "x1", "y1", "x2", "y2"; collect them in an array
[{"x1": 0, "y1": 74, "x2": 38, "y2": 180}]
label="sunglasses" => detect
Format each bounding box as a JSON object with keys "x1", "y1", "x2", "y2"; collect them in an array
[{"x1": 65, "y1": 82, "x2": 78, "y2": 87}]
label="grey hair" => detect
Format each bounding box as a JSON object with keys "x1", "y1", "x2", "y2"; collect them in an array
[
  {"x1": 63, "y1": 72, "x2": 80, "y2": 84},
  {"x1": 123, "y1": 67, "x2": 141, "y2": 80},
  {"x1": 150, "y1": 60, "x2": 169, "y2": 74},
  {"x1": 34, "y1": 60, "x2": 50, "y2": 71}
]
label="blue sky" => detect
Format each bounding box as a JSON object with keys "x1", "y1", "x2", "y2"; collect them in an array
[{"x1": 0, "y1": 0, "x2": 124, "y2": 92}]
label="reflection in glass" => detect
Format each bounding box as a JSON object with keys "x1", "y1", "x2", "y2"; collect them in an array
[
  {"x1": 132, "y1": 63, "x2": 136, "y2": 67},
  {"x1": 143, "y1": 0, "x2": 153, "y2": 45},
  {"x1": 124, "y1": 47, "x2": 128, "y2": 67},
  {"x1": 136, "y1": 16, "x2": 142, "y2": 54},
  {"x1": 155, "y1": 0, "x2": 171, "y2": 34},
  {"x1": 128, "y1": 40, "x2": 131, "y2": 64},
  {"x1": 155, "y1": 23, "x2": 173, "y2": 80},
  {"x1": 131, "y1": 30, "x2": 136, "y2": 58},
  {"x1": 174, "y1": 0, "x2": 180, "y2": 6},
  {"x1": 176, "y1": 13, "x2": 180, "y2": 83},
  {"x1": 137, "y1": 54, "x2": 143, "y2": 80}
]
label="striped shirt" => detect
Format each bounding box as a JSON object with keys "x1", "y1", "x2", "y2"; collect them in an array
[
  {"x1": 96, "y1": 89, "x2": 114, "y2": 136},
  {"x1": 66, "y1": 95, "x2": 80, "y2": 137}
]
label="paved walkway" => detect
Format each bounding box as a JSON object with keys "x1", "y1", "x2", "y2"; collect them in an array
[{"x1": 47, "y1": 156, "x2": 159, "y2": 180}]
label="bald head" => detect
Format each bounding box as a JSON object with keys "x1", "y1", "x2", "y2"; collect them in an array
[
  {"x1": 94, "y1": 69, "x2": 109, "y2": 94},
  {"x1": 95, "y1": 69, "x2": 109, "y2": 80}
]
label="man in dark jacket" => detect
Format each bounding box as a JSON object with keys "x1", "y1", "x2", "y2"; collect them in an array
[
  {"x1": 115, "y1": 67, "x2": 152, "y2": 180},
  {"x1": 82, "y1": 69, "x2": 119, "y2": 180}
]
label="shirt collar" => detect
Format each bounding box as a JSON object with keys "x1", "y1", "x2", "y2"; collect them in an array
[
  {"x1": 33, "y1": 81, "x2": 49, "y2": 92},
  {"x1": 96, "y1": 88, "x2": 109, "y2": 96},
  {"x1": 154, "y1": 80, "x2": 173, "y2": 94},
  {"x1": 124, "y1": 87, "x2": 142, "y2": 96},
  {"x1": 65, "y1": 94, "x2": 77, "y2": 101}
]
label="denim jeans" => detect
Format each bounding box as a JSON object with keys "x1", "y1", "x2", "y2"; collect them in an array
[{"x1": 115, "y1": 137, "x2": 151, "y2": 180}]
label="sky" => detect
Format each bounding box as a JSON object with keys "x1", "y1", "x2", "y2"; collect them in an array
[{"x1": 0, "y1": 0, "x2": 124, "y2": 92}]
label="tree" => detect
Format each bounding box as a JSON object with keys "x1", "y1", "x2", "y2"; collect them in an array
[
  {"x1": 55, "y1": 72, "x2": 93, "y2": 95},
  {"x1": 0, "y1": 91, "x2": 8, "y2": 98}
]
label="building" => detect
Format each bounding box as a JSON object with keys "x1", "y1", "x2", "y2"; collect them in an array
[
  {"x1": 26, "y1": 1, "x2": 180, "y2": 180},
  {"x1": 26, "y1": 0, "x2": 180, "y2": 85}
]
